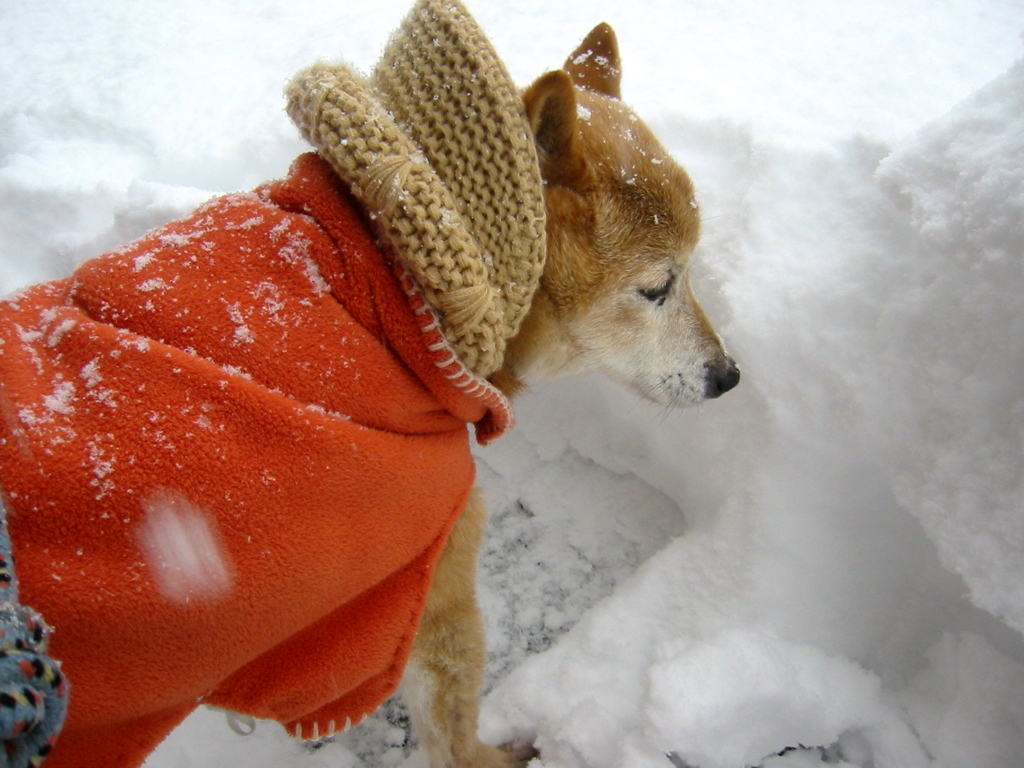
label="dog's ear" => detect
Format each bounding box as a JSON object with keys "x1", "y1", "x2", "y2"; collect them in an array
[
  {"x1": 563, "y1": 22, "x2": 621, "y2": 99},
  {"x1": 524, "y1": 69, "x2": 589, "y2": 189}
]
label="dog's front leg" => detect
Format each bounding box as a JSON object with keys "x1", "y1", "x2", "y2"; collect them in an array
[{"x1": 404, "y1": 488, "x2": 534, "y2": 768}]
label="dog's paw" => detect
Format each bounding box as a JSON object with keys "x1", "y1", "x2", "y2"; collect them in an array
[
  {"x1": 470, "y1": 741, "x2": 539, "y2": 768},
  {"x1": 499, "y1": 742, "x2": 540, "y2": 768}
]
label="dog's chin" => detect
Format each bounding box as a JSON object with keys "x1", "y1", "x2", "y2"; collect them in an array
[{"x1": 612, "y1": 370, "x2": 708, "y2": 409}]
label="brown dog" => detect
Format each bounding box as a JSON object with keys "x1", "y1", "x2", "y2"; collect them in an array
[
  {"x1": 0, "y1": 13, "x2": 735, "y2": 768},
  {"x1": 403, "y1": 21, "x2": 737, "y2": 768}
]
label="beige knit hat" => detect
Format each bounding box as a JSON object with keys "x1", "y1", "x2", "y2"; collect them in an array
[{"x1": 285, "y1": 0, "x2": 547, "y2": 378}]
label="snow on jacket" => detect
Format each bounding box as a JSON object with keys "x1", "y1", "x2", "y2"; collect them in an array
[{"x1": 0, "y1": 152, "x2": 512, "y2": 768}]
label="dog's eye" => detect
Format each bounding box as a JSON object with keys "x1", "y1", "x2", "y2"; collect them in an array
[{"x1": 638, "y1": 273, "x2": 675, "y2": 306}]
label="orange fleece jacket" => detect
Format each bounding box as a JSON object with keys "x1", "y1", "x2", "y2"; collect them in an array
[{"x1": 0, "y1": 153, "x2": 511, "y2": 768}]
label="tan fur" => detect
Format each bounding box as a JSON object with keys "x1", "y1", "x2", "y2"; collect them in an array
[
  {"x1": 406, "y1": 22, "x2": 738, "y2": 768},
  {"x1": 403, "y1": 491, "x2": 510, "y2": 768}
]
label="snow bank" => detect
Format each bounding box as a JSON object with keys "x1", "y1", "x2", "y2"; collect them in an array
[{"x1": 874, "y1": 58, "x2": 1024, "y2": 636}]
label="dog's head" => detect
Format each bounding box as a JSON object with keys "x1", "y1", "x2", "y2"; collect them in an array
[{"x1": 499, "y1": 23, "x2": 739, "y2": 407}]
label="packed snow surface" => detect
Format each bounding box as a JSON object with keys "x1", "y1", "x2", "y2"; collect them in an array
[{"x1": 2, "y1": 1, "x2": 1024, "y2": 767}]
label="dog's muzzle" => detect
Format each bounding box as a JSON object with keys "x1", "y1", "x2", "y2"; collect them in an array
[{"x1": 704, "y1": 356, "x2": 740, "y2": 399}]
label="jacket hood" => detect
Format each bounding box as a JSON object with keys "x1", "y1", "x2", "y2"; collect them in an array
[{"x1": 285, "y1": 0, "x2": 547, "y2": 378}]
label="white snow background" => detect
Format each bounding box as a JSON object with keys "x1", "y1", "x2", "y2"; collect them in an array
[{"x1": 2, "y1": 1, "x2": 1024, "y2": 767}]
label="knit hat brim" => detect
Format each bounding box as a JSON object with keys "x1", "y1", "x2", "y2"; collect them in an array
[{"x1": 285, "y1": 0, "x2": 546, "y2": 378}]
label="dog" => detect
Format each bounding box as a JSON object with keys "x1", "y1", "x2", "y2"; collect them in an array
[
  {"x1": 0, "y1": 8, "x2": 736, "y2": 768},
  {"x1": 405, "y1": 22, "x2": 738, "y2": 768}
]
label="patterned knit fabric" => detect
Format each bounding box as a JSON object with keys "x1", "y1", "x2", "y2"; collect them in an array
[
  {"x1": 0, "y1": 497, "x2": 68, "y2": 768},
  {"x1": 285, "y1": 0, "x2": 546, "y2": 378}
]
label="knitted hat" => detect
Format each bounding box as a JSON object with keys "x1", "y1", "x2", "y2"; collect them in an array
[{"x1": 285, "y1": 0, "x2": 547, "y2": 378}]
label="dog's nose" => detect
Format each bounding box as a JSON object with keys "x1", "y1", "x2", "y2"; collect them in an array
[{"x1": 704, "y1": 356, "x2": 740, "y2": 399}]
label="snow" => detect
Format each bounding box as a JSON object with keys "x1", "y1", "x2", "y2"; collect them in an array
[
  {"x1": 873, "y1": 58, "x2": 1024, "y2": 638},
  {"x1": 2, "y1": 1, "x2": 1024, "y2": 767},
  {"x1": 137, "y1": 491, "x2": 234, "y2": 604}
]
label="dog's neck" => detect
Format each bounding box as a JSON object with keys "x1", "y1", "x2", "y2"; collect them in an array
[
  {"x1": 490, "y1": 291, "x2": 578, "y2": 399},
  {"x1": 285, "y1": 0, "x2": 547, "y2": 381}
]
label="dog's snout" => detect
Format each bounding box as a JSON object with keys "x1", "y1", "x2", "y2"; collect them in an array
[{"x1": 704, "y1": 356, "x2": 740, "y2": 399}]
